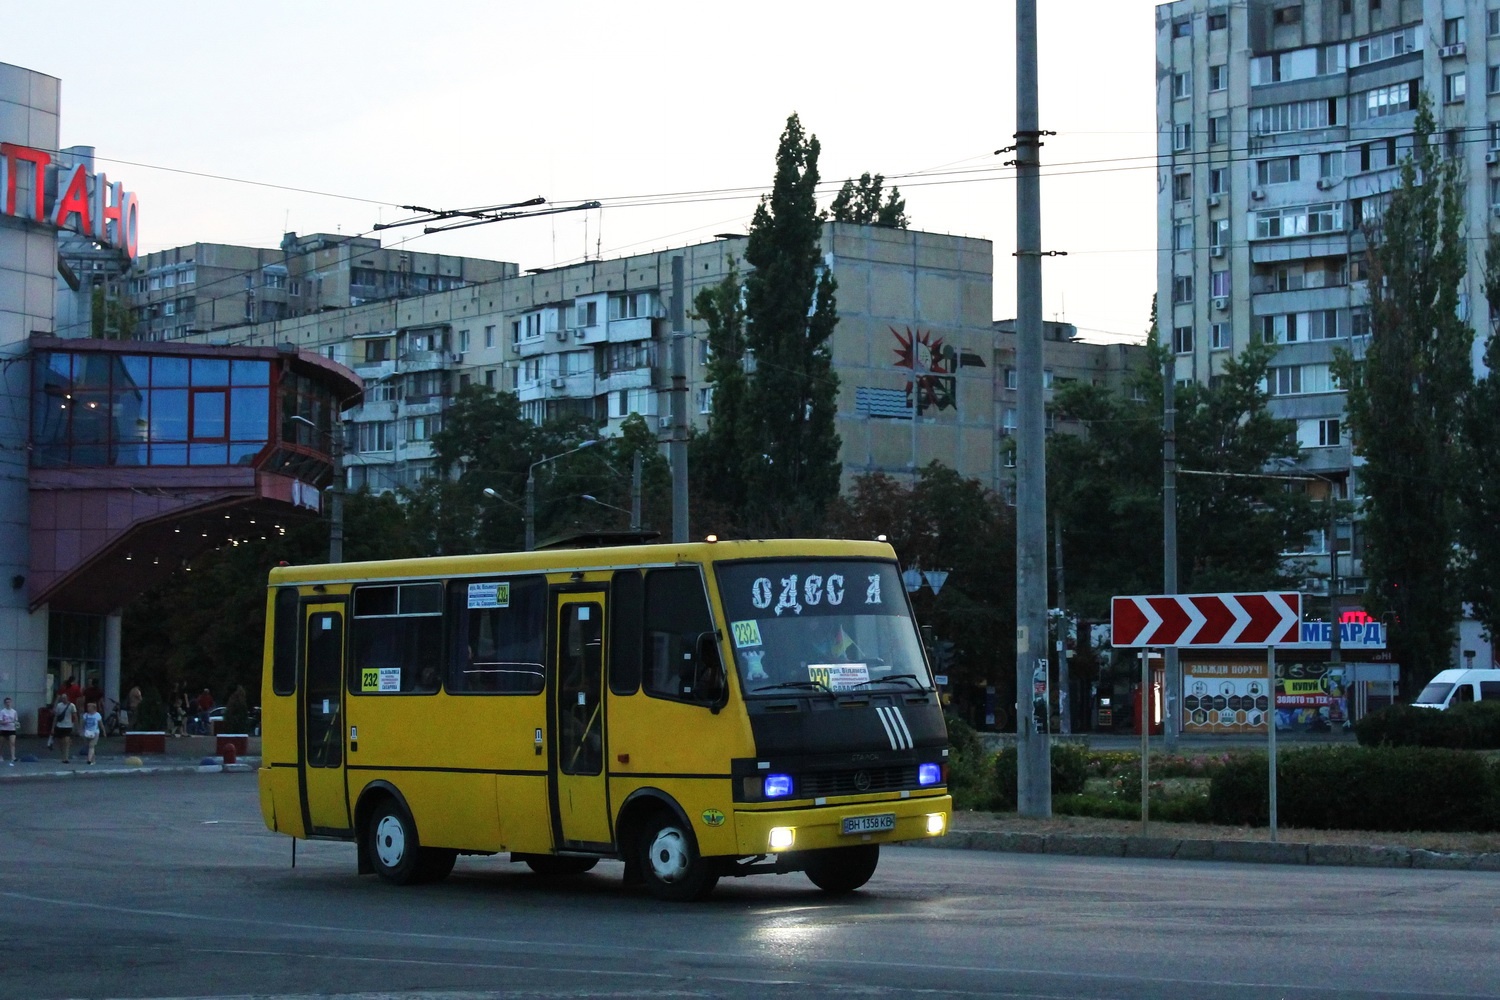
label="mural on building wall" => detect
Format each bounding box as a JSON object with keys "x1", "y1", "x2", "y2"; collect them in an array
[{"x1": 855, "y1": 326, "x2": 985, "y2": 419}]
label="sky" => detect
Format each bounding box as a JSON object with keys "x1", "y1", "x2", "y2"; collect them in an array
[{"x1": 3, "y1": 1, "x2": 1165, "y2": 344}]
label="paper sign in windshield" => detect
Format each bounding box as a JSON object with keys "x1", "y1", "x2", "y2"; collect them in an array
[
  {"x1": 809, "y1": 663, "x2": 869, "y2": 691},
  {"x1": 731, "y1": 620, "x2": 763, "y2": 648},
  {"x1": 468, "y1": 582, "x2": 510, "y2": 608}
]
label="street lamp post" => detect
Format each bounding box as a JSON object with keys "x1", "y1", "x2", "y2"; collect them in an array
[
  {"x1": 579, "y1": 494, "x2": 640, "y2": 531},
  {"x1": 526, "y1": 440, "x2": 597, "y2": 551}
]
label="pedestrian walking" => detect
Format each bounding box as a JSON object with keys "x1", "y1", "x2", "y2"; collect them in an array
[
  {"x1": 80, "y1": 701, "x2": 103, "y2": 765},
  {"x1": 0, "y1": 697, "x2": 17, "y2": 764},
  {"x1": 126, "y1": 685, "x2": 142, "y2": 728},
  {"x1": 52, "y1": 693, "x2": 76, "y2": 763},
  {"x1": 196, "y1": 688, "x2": 215, "y2": 735}
]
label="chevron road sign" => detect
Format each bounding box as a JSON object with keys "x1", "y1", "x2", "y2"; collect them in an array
[{"x1": 1110, "y1": 592, "x2": 1302, "y2": 648}]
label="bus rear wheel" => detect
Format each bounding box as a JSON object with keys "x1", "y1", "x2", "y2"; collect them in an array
[
  {"x1": 368, "y1": 799, "x2": 430, "y2": 885},
  {"x1": 804, "y1": 844, "x2": 880, "y2": 895},
  {"x1": 638, "y1": 813, "x2": 718, "y2": 901}
]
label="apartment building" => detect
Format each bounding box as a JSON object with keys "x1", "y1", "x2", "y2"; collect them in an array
[
  {"x1": 178, "y1": 224, "x2": 1007, "y2": 495},
  {"x1": 126, "y1": 233, "x2": 516, "y2": 341},
  {"x1": 1154, "y1": 0, "x2": 1500, "y2": 600}
]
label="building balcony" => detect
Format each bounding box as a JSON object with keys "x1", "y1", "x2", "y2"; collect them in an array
[
  {"x1": 606, "y1": 316, "x2": 654, "y2": 343},
  {"x1": 596, "y1": 367, "x2": 656, "y2": 395}
]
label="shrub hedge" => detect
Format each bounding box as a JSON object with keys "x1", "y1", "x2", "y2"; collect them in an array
[
  {"x1": 1354, "y1": 702, "x2": 1500, "y2": 750},
  {"x1": 992, "y1": 742, "x2": 1091, "y2": 808},
  {"x1": 1207, "y1": 745, "x2": 1500, "y2": 832}
]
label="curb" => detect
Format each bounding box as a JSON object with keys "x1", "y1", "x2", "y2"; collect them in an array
[
  {"x1": 0, "y1": 757, "x2": 260, "y2": 782},
  {"x1": 919, "y1": 827, "x2": 1500, "y2": 872}
]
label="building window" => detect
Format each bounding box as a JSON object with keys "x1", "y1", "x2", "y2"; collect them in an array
[
  {"x1": 483, "y1": 325, "x2": 495, "y2": 349},
  {"x1": 1212, "y1": 218, "x2": 1229, "y2": 249},
  {"x1": 484, "y1": 369, "x2": 496, "y2": 389},
  {"x1": 1351, "y1": 81, "x2": 1417, "y2": 122},
  {"x1": 1490, "y1": 10, "x2": 1500, "y2": 36},
  {"x1": 1004, "y1": 368, "x2": 1018, "y2": 390},
  {"x1": 1210, "y1": 270, "x2": 1230, "y2": 297},
  {"x1": 1253, "y1": 203, "x2": 1343, "y2": 239},
  {"x1": 1318, "y1": 418, "x2": 1341, "y2": 447},
  {"x1": 1173, "y1": 275, "x2": 1194, "y2": 303},
  {"x1": 1319, "y1": 152, "x2": 1340, "y2": 179},
  {"x1": 1251, "y1": 99, "x2": 1336, "y2": 135},
  {"x1": 1208, "y1": 12, "x2": 1227, "y2": 30},
  {"x1": 1173, "y1": 19, "x2": 1191, "y2": 37},
  {"x1": 1351, "y1": 308, "x2": 1371, "y2": 338},
  {"x1": 1209, "y1": 64, "x2": 1227, "y2": 91},
  {"x1": 1173, "y1": 123, "x2": 1192, "y2": 151},
  {"x1": 1489, "y1": 67, "x2": 1500, "y2": 94},
  {"x1": 1173, "y1": 221, "x2": 1193, "y2": 251},
  {"x1": 1256, "y1": 156, "x2": 1301, "y2": 185},
  {"x1": 1445, "y1": 72, "x2": 1467, "y2": 104},
  {"x1": 1210, "y1": 323, "x2": 1230, "y2": 350},
  {"x1": 1209, "y1": 167, "x2": 1228, "y2": 195},
  {"x1": 1172, "y1": 72, "x2": 1191, "y2": 99},
  {"x1": 1172, "y1": 326, "x2": 1195, "y2": 354},
  {"x1": 1444, "y1": 17, "x2": 1465, "y2": 46},
  {"x1": 458, "y1": 330, "x2": 470, "y2": 353},
  {"x1": 697, "y1": 386, "x2": 714, "y2": 413},
  {"x1": 1272, "y1": 5, "x2": 1301, "y2": 26},
  {"x1": 1209, "y1": 115, "x2": 1228, "y2": 144},
  {"x1": 1172, "y1": 173, "x2": 1192, "y2": 200}
]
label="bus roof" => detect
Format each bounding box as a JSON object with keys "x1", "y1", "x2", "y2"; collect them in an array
[{"x1": 266, "y1": 538, "x2": 899, "y2": 587}]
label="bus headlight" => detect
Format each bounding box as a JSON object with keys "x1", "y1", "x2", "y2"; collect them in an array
[
  {"x1": 764, "y1": 774, "x2": 793, "y2": 798},
  {"x1": 918, "y1": 763, "x2": 942, "y2": 786},
  {"x1": 769, "y1": 827, "x2": 796, "y2": 850},
  {"x1": 926, "y1": 812, "x2": 946, "y2": 835}
]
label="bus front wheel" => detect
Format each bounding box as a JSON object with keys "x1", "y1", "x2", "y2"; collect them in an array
[
  {"x1": 638, "y1": 813, "x2": 718, "y2": 901},
  {"x1": 804, "y1": 844, "x2": 879, "y2": 895}
]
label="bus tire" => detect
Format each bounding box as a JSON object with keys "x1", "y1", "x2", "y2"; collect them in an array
[
  {"x1": 638, "y1": 812, "x2": 718, "y2": 901},
  {"x1": 368, "y1": 799, "x2": 423, "y2": 885},
  {"x1": 520, "y1": 855, "x2": 598, "y2": 876},
  {"x1": 804, "y1": 844, "x2": 879, "y2": 895}
]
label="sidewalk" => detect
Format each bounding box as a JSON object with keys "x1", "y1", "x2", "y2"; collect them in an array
[{"x1": 0, "y1": 733, "x2": 259, "y2": 780}]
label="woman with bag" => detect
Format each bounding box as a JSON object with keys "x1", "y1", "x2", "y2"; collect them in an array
[{"x1": 52, "y1": 694, "x2": 76, "y2": 763}]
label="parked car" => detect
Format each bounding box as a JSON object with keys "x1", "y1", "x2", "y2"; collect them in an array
[
  {"x1": 1411, "y1": 669, "x2": 1500, "y2": 710},
  {"x1": 205, "y1": 705, "x2": 261, "y2": 734}
]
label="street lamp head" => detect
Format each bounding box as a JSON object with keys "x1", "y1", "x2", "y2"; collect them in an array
[{"x1": 483, "y1": 488, "x2": 498, "y2": 498}]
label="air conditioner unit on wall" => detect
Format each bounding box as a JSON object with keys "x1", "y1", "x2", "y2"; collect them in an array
[
  {"x1": 1250, "y1": 188, "x2": 1266, "y2": 201},
  {"x1": 1316, "y1": 177, "x2": 1338, "y2": 190},
  {"x1": 1210, "y1": 245, "x2": 1226, "y2": 258},
  {"x1": 1439, "y1": 43, "x2": 1466, "y2": 58},
  {"x1": 573, "y1": 328, "x2": 586, "y2": 338},
  {"x1": 1207, "y1": 194, "x2": 1221, "y2": 208},
  {"x1": 1486, "y1": 151, "x2": 1500, "y2": 165},
  {"x1": 550, "y1": 377, "x2": 566, "y2": 389},
  {"x1": 555, "y1": 330, "x2": 567, "y2": 342},
  {"x1": 1213, "y1": 296, "x2": 1228, "y2": 311}
]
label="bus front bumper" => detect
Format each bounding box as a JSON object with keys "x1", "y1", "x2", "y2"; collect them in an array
[{"x1": 733, "y1": 793, "x2": 952, "y2": 855}]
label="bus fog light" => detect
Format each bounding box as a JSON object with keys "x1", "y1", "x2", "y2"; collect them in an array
[
  {"x1": 926, "y1": 812, "x2": 946, "y2": 835},
  {"x1": 769, "y1": 827, "x2": 795, "y2": 850}
]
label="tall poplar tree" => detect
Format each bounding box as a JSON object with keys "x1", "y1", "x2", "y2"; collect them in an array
[
  {"x1": 1333, "y1": 101, "x2": 1474, "y2": 694},
  {"x1": 735, "y1": 113, "x2": 842, "y2": 535},
  {"x1": 1462, "y1": 235, "x2": 1500, "y2": 639}
]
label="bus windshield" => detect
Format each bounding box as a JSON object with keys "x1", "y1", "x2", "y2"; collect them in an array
[{"x1": 714, "y1": 559, "x2": 932, "y2": 696}]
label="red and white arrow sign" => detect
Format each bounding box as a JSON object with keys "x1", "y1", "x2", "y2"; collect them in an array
[{"x1": 1110, "y1": 592, "x2": 1301, "y2": 648}]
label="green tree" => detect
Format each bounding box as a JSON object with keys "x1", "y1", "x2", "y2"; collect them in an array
[
  {"x1": 1048, "y1": 324, "x2": 1320, "y2": 617},
  {"x1": 735, "y1": 112, "x2": 842, "y2": 536},
  {"x1": 690, "y1": 261, "x2": 753, "y2": 530},
  {"x1": 1462, "y1": 236, "x2": 1500, "y2": 642},
  {"x1": 826, "y1": 464, "x2": 1016, "y2": 724},
  {"x1": 830, "y1": 172, "x2": 909, "y2": 228},
  {"x1": 90, "y1": 285, "x2": 135, "y2": 339},
  {"x1": 1333, "y1": 100, "x2": 1474, "y2": 695}
]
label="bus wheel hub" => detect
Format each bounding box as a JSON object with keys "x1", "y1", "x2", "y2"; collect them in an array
[
  {"x1": 375, "y1": 815, "x2": 406, "y2": 867},
  {"x1": 648, "y1": 827, "x2": 689, "y2": 882}
]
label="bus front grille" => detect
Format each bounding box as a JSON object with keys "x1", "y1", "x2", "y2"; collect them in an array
[{"x1": 799, "y1": 765, "x2": 919, "y2": 797}]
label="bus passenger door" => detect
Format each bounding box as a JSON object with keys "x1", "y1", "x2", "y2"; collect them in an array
[
  {"x1": 551, "y1": 593, "x2": 611, "y2": 848},
  {"x1": 301, "y1": 602, "x2": 351, "y2": 836}
]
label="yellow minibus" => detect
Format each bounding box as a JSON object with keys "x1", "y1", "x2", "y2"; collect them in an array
[{"x1": 258, "y1": 538, "x2": 951, "y2": 900}]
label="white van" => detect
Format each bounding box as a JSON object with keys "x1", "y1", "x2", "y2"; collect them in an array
[{"x1": 1411, "y1": 669, "x2": 1500, "y2": 710}]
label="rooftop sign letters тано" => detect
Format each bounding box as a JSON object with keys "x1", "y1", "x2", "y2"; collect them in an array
[{"x1": 1, "y1": 143, "x2": 139, "y2": 260}]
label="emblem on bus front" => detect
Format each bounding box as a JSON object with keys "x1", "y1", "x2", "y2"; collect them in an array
[
  {"x1": 854, "y1": 770, "x2": 872, "y2": 792},
  {"x1": 701, "y1": 809, "x2": 725, "y2": 826}
]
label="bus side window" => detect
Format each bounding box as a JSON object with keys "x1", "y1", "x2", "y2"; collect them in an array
[
  {"x1": 610, "y1": 570, "x2": 643, "y2": 696},
  {"x1": 642, "y1": 568, "x2": 717, "y2": 705},
  {"x1": 445, "y1": 577, "x2": 546, "y2": 694},
  {"x1": 271, "y1": 587, "x2": 299, "y2": 695},
  {"x1": 350, "y1": 583, "x2": 444, "y2": 694}
]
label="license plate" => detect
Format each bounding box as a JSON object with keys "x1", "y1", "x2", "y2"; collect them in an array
[{"x1": 841, "y1": 812, "x2": 895, "y2": 835}]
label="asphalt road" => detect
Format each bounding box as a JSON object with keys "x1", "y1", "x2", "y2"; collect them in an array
[{"x1": 2, "y1": 772, "x2": 1497, "y2": 1000}]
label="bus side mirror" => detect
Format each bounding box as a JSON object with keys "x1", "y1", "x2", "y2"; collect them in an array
[{"x1": 696, "y1": 630, "x2": 727, "y2": 714}]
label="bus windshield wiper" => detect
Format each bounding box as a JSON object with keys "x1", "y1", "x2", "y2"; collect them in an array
[
  {"x1": 847, "y1": 673, "x2": 923, "y2": 690},
  {"x1": 751, "y1": 680, "x2": 834, "y2": 695}
]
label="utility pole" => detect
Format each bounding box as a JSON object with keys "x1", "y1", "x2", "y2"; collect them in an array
[
  {"x1": 330, "y1": 415, "x2": 344, "y2": 563},
  {"x1": 1163, "y1": 366, "x2": 1178, "y2": 750},
  {"x1": 670, "y1": 256, "x2": 689, "y2": 543},
  {"x1": 1014, "y1": 0, "x2": 1051, "y2": 817},
  {"x1": 631, "y1": 450, "x2": 642, "y2": 533},
  {"x1": 1054, "y1": 515, "x2": 1069, "y2": 735}
]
